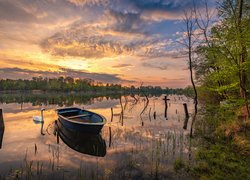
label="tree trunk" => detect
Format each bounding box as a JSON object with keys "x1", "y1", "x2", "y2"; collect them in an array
[
  {"x1": 237, "y1": 0, "x2": 249, "y2": 117},
  {"x1": 189, "y1": 37, "x2": 198, "y2": 114}
]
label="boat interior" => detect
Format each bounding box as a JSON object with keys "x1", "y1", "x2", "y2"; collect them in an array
[{"x1": 58, "y1": 108, "x2": 103, "y2": 123}]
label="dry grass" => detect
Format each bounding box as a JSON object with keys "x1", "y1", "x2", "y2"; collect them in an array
[
  {"x1": 216, "y1": 117, "x2": 250, "y2": 156},
  {"x1": 233, "y1": 134, "x2": 250, "y2": 156}
]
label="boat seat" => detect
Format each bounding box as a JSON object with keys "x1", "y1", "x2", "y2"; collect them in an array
[
  {"x1": 68, "y1": 114, "x2": 91, "y2": 119},
  {"x1": 70, "y1": 118, "x2": 92, "y2": 123}
]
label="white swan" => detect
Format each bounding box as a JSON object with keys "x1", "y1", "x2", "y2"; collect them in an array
[{"x1": 33, "y1": 108, "x2": 45, "y2": 122}]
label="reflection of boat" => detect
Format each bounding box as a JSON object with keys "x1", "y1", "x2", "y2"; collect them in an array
[
  {"x1": 57, "y1": 107, "x2": 106, "y2": 134},
  {"x1": 56, "y1": 120, "x2": 106, "y2": 157}
]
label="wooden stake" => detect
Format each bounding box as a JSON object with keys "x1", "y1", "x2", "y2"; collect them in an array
[
  {"x1": 0, "y1": 109, "x2": 4, "y2": 129},
  {"x1": 183, "y1": 103, "x2": 189, "y2": 119},
  {"x1": 183, "y1": 103, "x2": 189, "y2": 130},
  {"x1": 109, "y1": 126, "x2": 112, "y2": 148},
  {"x1": 0, "y1": 109, "x2": 5, "y2": 149},
  {"x1": 163, "y1": 96, "x2": 170, "y2": 119},
  {"x1": 111, "y1": 108, "x2": 113, "y2": 122}
]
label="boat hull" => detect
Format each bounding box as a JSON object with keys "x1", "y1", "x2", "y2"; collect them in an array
[
  {"x1": 57, "y1": 107, "x2": 106, "y2": 134},
  {"x1": 58, "y1": 116, "x2": 104, "y2": 134}
]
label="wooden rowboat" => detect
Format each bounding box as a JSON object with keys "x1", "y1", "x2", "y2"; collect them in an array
[{"x1": 56, "y1": 107, "x2": 106, "y2": 134}]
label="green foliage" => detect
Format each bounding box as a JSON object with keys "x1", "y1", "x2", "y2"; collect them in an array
[
  {"x1": 195, "y1": 0, "x2": 250, "y2": 106},
  {"x1": 174, "y1": 158, "x2": 186, "y2": 171},
  {"x1": 192, "y1": 140, "x2": 250, "y2": 179},
  {"x1": 191, "y1": 102, "x2": 250, "y2": 179}
]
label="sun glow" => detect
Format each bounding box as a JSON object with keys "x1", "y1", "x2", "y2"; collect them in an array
[{"x1": 58, "y1": 59, "x2": 89, "y2": 71}]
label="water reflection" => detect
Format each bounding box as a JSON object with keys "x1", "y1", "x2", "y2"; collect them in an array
[
  {"x1": 56, "y1": 120, "x2": 106, "y2": 157},
  {"x1": 0, "y1": 92, "x2": 163, "y2": 107},
  {"x1": 0, "y1": 93, "x2": 195, "y2": 179}
]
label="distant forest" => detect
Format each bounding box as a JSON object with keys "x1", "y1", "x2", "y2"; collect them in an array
[{"x1": 0, "y1": 76, "x2": 192, "y2": 95}]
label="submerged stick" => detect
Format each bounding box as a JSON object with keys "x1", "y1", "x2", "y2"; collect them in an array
[
  {"x1": 183, "y1": 103, "x2": 190, "y2": 130},
  {"x1": 54, "y1": 120, "x2": 60, "y2": 144},
  {"x1": 124, "y1": 96, "x2": 128, "y2": 111},
  {"x1": 183, "y1": 103, "x2": 189, "y2": 119},
  {"x1": 190, "y1": 113, "x2": 197, "y2": 138},
  {"x1": 111, "y1": 108, "x2": 113, "y2": 122},
  {"x1": 109, "y1": 126, "x2": 112, "y2": 148},
  {"x1": 149, "y1": 107, "x2": 152, "y2": 121},
  {"x1": 0, "y1": 130, "x2": 3, "y2": 149},
  {"x1": 139, "y1": 83, "x2": 149, "y2": 126},
  {"x1": 153, "y1": 112, "x2": 156, "y2": 120},
  {"x1": 0, "y1": 109, "x2": 4, "y2": 129},
  {"x1": 163, "y1": 96, "x2": 170, "y2": 120},
  {"x1": 0, "y1": 109, "x2": 4, "y2": 149},
  {"x1": 119, "y1": 97, "x2": 124, "y2": 126},
  {"x1": 183, "y1": 117, "x2": 189, "y2": 130}
]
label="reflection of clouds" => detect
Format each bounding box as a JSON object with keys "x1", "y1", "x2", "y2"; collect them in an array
[
  {"x1": 0, "y1": 94, "x2": 194, "y2": 177},
  {"x1": 85, "y1": 99, "x2": 119, "y2": 109},
  {"x1": 0, "y1": 103, "x2": 56, "y2": 114}
]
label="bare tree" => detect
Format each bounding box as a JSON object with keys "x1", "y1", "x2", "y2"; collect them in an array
[
  {"x1": 194, "y1": 0, "x2": 215, "y2": 47},
  {"x1": 177, "y1": 8, "x2": 198, "y2": 137},
  {"x1": 182, "y1": 9, "x2": 198, "y2": 115}
]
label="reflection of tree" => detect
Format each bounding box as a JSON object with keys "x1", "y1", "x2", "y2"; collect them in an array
[
  {"x1": 123, "y1": 96, "x2": 128, "y2": 111},
  {"x1": 131, "y1": 94, "x2": 139, "y2": 105},
  {"x1": 149, "y1": 107, "x2": 152, "y2": 121},
  {"x1": 119, "y1": 96, "x2": 124, "y2": 126},
  {"x1": 128, "y1": 94, "x2": 140, "y2": 112},
  {"x1": 139, "y1": 83, "x2": 150, "y2": 126},
  {"x1": 0, "y1": 93, "x2": 122, "y2": 106}
]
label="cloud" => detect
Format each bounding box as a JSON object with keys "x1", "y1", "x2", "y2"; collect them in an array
[
  {"x1": 141, "y1": 51, "x2": 187, "y2": 71},
  {"x1": 112, "y1": 64, "x2": 133, "y2": 68},
  {"x1": 39, "y1": 0, "x2": 208, "y2": 59},
  {"x1": 141, "y1": 10, "x2": 183, "y2": 21},
  {"x1": 40, "y1": 19, "x2": 140, "y2": 59},
  {"x1": 0, "y1": 1, "x2": 36, "y2": 22},
  {"x1": 142, "y1": 62, "x2": 169, "y2": 70},
  {"x1": 40, "y1": 17, "x2": 175, "y2": 59},
  {"x1": 68, "y1": 0, "x2": 109, "y2": 6},
  {"x1": 0, "y1": 68, "x2": 134, "y2": 84},
  {"x1": 107, "y1": 9, "x2": 144, "y2": 34},
  {"x1": 0, "y1": 0, "x2": 217, "y2": 88}
]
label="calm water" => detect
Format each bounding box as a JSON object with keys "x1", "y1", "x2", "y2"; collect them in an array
[{"x1": 0, "y1": 93, "x2": 194, "y2": 179}]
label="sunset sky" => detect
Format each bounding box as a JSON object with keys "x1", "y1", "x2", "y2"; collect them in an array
[{"x1": 0, "y1": 0, "x2": 216, "y2": 87}]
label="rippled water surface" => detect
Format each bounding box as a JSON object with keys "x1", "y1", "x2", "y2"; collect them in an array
[{"x1": 0, "y1": 93, "x2": 195, "y2": 179}]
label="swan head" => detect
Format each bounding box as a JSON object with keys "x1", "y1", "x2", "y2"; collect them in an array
[{"x1": 41, "y1": 108, "x2": 45, "y2": 111}]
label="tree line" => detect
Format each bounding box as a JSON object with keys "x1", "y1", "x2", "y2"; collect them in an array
[{"x1": 0, "y1": 76, "x2": 190, "y2": 95}]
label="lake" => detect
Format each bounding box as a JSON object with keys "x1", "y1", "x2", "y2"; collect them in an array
[{"x1": 0, "y1": 93, "x2": 195, "y2": 179}]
